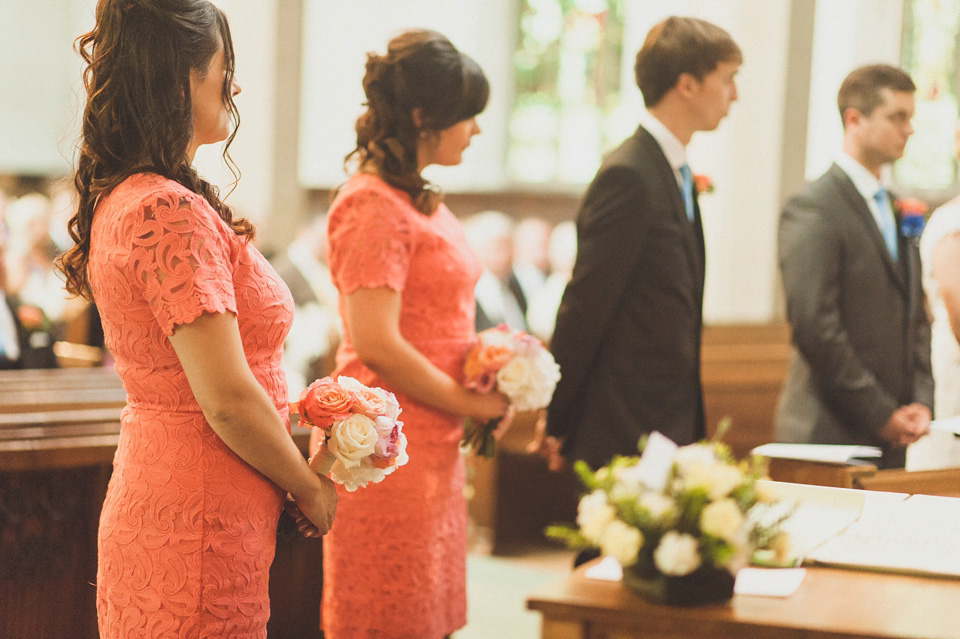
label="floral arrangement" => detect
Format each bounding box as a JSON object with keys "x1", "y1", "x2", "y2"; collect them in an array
[
  {"x1": 461, "y1": 324, "x2": 561, "y2": 457},
  {"x1": 548, "y1": 429, "x2": 791, "y2": 600},
  {"x1": 291, "y1": 376, "x2": 408, "y2": 492},
  {"x1": 693, "y1": 174, "x2": 714, "y2": 195},
  {"x1": 895, "y1": 196, "x2": 928, "y2": 239}
]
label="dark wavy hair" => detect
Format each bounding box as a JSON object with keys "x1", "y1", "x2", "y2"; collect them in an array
[
  {"x1": 58, "y1": 0, "x2": 253, "y2": 300},
  {"x1": 344, "y1": 29, "x2": 489, "y2": 215}
]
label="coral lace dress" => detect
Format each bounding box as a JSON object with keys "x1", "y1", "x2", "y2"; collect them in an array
[
  {"x1": 89, "y1": 174, "x2": 293, "y2": 639},
  {"x1": 319, "y1": 173, "x2": 481, "y2": 639}
]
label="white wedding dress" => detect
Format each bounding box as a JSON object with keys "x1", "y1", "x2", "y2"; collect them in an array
[{"x1": 910, "y1": 199, "x2": 960, "y2": 469}]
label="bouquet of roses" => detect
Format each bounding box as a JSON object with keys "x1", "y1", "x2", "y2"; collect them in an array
[
  {"x1": 291, "y1": 376, "x2": 408, "y2": 492},
  {"x1": 548, "y1": 428, "x2": 792, "y2": 604},
  {"x1": 461, "y1": 324, "x2": 561, "y2": 457}
]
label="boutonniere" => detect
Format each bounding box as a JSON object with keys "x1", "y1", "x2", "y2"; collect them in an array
[
  {"x1": 693, "y1": 174, "x2": 714, "y2": 195},
  {"x1": 16, "y1": 304, "x2": 49, "y2": 333},
  {"x1": 895, "y1": 197, "x2": 928, "y2": 239}
]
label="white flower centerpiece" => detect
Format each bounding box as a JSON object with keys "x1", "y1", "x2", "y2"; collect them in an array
[{"x1": 548, "y1": 424, "x2": 792, "y2": 606}]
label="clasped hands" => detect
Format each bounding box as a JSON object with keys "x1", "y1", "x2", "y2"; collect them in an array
[{"x1": 880, "y1": 402, "x2": 931, "y2": 449}]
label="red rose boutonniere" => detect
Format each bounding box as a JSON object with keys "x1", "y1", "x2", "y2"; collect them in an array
[
  {"x1": 894, "y1": 197, "x2": 928, "y2": 239},
  {"x1": 693, "y1": 174, "x2": 714, "y2": 195},
  {"x1": 16, "y1": 304, "x2": 49, "y2": 333}
]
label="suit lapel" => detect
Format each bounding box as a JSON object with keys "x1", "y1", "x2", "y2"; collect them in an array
[
  {"x1": 637, "y1": 127, "x2": 705, "y2": 297},
  {"x1": 829, "y1": 164, "x2": 906, "y2": 292}
]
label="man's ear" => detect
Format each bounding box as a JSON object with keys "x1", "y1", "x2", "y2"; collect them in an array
[
  {"x1": 675, "y1": 72, "x2": 699, "y2": 98},
  {"x1": 841, "y1": 107, "x2": 862, "y2": 131},
  {"x1": 412, "y1": 107, "x2": 423, "y2": 128}
]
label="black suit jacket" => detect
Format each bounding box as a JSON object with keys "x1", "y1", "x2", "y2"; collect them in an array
[
  {"x1": 546, "y1": 126, "x2": 706, "y2": 469},
  {"x1": 775, "y1": 163, "x2": 933, "y2": 468}
]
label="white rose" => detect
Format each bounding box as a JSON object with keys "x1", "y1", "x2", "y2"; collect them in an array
[
  {"x1": 495, "y1": 350, "x2": 560, "y2": 411},
  {"x1": 674, "y1": 443, "x2": 717, "y2": 476},
  {"x1": 700, "y1": 498, "x2": 745, "y2": 543},
  {"x1": 577, "y1": 490, "x2": 616, "y2": 544},
  {"x1": 638, "y1": 492, "x2": 676, "y2": 522},
  {"x1": 329, "y1": 414, "x2": 379, "y2": 468},
  {"x1": 653, "y1": 531, "x2": 702, "y2": 576},
  {"x1": 679, "y1": 461, "x2": 743, "y2": 500},
  {"x1": 599, "y1": 520, "x2": 644, "y2": 567}
]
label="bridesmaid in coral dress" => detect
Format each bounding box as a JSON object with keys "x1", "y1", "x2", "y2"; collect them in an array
[
  {"x1": 313, "y1": 30, "x2": 510, "y2": 639},
  {"x1": 58, "y1": 2, "x2": 337, "y2": 638}
]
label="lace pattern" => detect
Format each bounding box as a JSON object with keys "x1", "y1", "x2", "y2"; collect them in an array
[
  {"x1": 321, "y1": 174, "x2": 481, "y2": 638},
  {"x1": 90, "y1": 173, "x2": 293, "y2": 639}
]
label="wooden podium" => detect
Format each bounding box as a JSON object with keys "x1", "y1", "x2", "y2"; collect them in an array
[{"x1": 765, "y1": 457, "x2": 960, "y2": 497}]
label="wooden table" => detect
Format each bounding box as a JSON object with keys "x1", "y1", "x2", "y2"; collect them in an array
[{"x1": 527, "y1": 563, "x2": 960, "y2": 639}]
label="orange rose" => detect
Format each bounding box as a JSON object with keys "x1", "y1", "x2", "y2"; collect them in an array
[
  {"x1": 464, "y1": 345, "x2": 484, "y2": 381},
  {"x1": 295, "y1": 377, "x2": 354, "y2": 428}
]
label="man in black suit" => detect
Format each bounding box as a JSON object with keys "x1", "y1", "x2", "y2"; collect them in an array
[
  {"x1": 537, "y1": 17, "x2": 742, "y2": 470},
  {"x1": 776, "y1": 65, "x2": 932, "y2": 468}
]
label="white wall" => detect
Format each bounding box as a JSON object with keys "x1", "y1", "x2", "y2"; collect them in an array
[
  {"x1": 297, "y1": 0, "x2": 515, "y2": 191},
  {"x1": 0, "y1": 0, "x2": 91, "y2": 175},
  {"x1": 805, "y1": 0, "x2": 904, "y2": 180}
]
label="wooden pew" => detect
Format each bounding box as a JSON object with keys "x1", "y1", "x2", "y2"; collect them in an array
[
  {"x1": 0, "y1": 367, "x2": 318, "y2": 639},
  {"x1": 701, "y1": 322, "x2": 790, "y2": 458}
]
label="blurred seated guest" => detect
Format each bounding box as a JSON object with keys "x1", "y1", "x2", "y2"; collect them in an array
[
  {"x1": 270, "y1": 213, "x2": 341, "y2": 398},
  {"x1": 6, "y1": 193, "x2": 69, "y2": 328},
  {"x1": 0, "y1": 242, "x2": 56, "y2": 369},
  {"x1": 463, "y1": 210, "x2": 527, "y2": 331},
  {"x1": 48, "y1": 179, "x2": 79, "y2": 252},
  {"x1": 512, "y1": 216, "x2": 552, "y2": 302},
  {"x1": 527, "y1": 220, "x2": 577, "y2": 344}
]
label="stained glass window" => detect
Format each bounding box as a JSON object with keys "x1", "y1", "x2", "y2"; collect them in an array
[
  {"x1": 509, "y1": 0, "x2": 625, "y2": 184},
  {"x1": 896, "y1": 0, "x2": 960, "y2": 191}
]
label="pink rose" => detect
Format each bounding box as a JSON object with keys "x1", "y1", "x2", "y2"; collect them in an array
[
  {"x1": 373, "y1": 415, "x2": 402, "y2": 459},
  {"x1": 337, "y1": 376, "x2": 390, "y2": 418}
]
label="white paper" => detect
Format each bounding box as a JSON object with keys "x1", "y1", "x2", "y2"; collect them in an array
[
  {"x1": 634, "y1": 431, "x2": 679, "y2": 493},
  {"x1": 930, "y1": 416, "x2": 960, "y2": 436},
  {"x1": 754, "y1": 480, "x2": 867, "y2": 561},
  {"x1": 752, "y1": 443, "x2": 882, "y2": 464},
  {"x1": 583, "y1": 556, "x2": 623, "y2": 581},
  {"x1": 733, "y1": 568, "x2": 806, "y2": 597},
  {"x1": 804, "y1": 492, "x2": 960, "y2": 578}
]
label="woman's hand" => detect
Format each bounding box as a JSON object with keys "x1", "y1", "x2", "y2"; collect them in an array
[
  {"x1": 288, "y1": 475, "x2": 338, "y2": 537},
  {"x1": 461, "y1": 388, "x2": 510, "y2": 422}
]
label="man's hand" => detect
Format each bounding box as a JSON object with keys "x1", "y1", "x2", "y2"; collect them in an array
[
  {"x1": 526, "y1": 410, "x2": 568, "y2": 471},
  {"x1": 879, "y1": 403, "x2": 931, "y2": 448}
]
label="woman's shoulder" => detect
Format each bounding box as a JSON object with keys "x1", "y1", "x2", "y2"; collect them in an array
[
  {"x1": 920, "y1": 198, "x2": 960, "y2": 257},
  {"x1": 333, "y1": 173, "x2": 414, "y2": 207},
  {"x1": 329, "y1": 173, "x2": 419, "y2": 224},
  {"x1": 105, "y1": 173, "x2": 206, "y2": 212}
]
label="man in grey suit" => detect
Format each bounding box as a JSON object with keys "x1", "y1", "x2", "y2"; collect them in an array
[
  {"x1": 776, "y1": 64, "x2": 933, "y2": 468},
  {"x1": 535, "y1": 17, "x2": 742, "y2": 470}
]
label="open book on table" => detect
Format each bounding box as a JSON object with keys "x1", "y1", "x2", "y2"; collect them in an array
[{"x1": 758, "y1": 480, "x2": 960, "y2": 579}]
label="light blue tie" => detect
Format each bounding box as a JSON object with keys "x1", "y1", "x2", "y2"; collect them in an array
[
  {"x1": 679, "y1": 164, "x2": 694, "y2": 222},
  {"x1": 873, "y1": 188, "x2": 898, "y2": 260}
]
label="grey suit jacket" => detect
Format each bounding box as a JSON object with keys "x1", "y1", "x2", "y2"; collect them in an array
[
  {"x1": 775, "y1": 163, "x2": 933, "y2": 468},
  {"x1": 546, "y1": 125, "x2": 706, "y2": 469}
]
